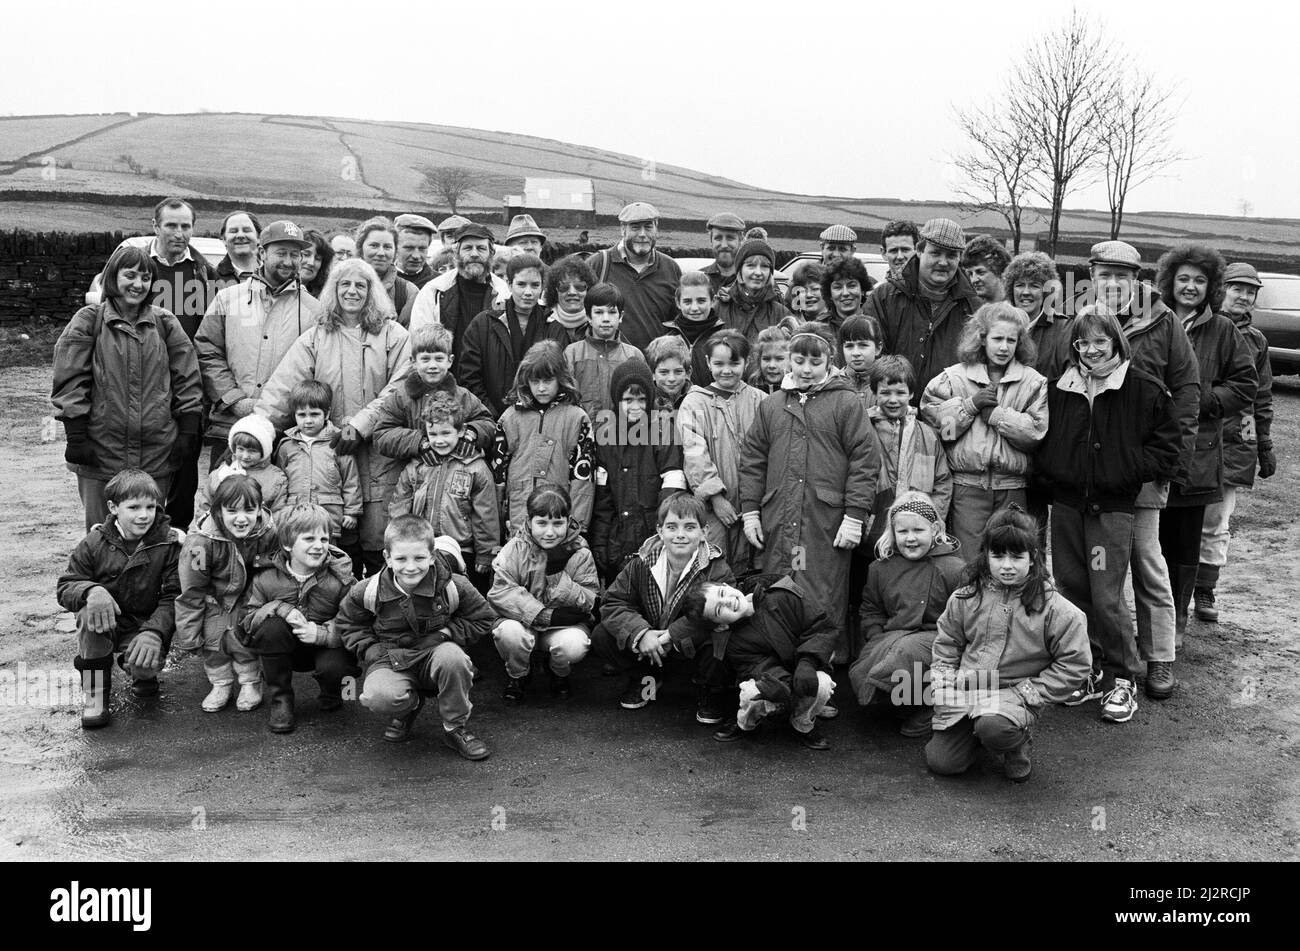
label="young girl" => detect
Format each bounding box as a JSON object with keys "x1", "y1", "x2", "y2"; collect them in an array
[
  {"x1": 920, "y1": 302, "x2": 1048, "y2": 559},
  {"x1": 739, "y1": 323, "x2": 878, "y2": 657},
  {"x1": 677, "y1": 330, "x2": 766, "y2": 576},
  {"x1": 746, "y1": 325, "x2": 791, "y2": 395},
  {"x1": 839, "y1": 314, "x2": 884, "y2": 402},
  {"x1": 848, "y1": 492, "x2": 965, "y2": 736},
  {"x1": 492, "y1": 340, "x2": 595, "y2": 538},
  {"x1": 175, "y1": 474, "x2": 279, "y2": 713},
  {"x1": 193, "y1": 414, "x2": 288, "y2": 527},
  {"x1": 926, "y1": 507, "x2": 1091, "y2": 783},
  {"x1": 489, "y1": 484, "x2": 600, "y2": 702}
]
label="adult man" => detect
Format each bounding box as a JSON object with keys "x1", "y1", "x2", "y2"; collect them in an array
[
  {"x1": 1082, "y1": 240, "x2": 1199, "y2": 705},
  {"x1": 585, "y1": 202, "x2": 682, "y2": 351},
  {"x1": 819, "y1": 224, "x2": 857, "y2": 268},
  {"x1": 438, "y1": 215, "x2": 472, "y2": 249},
  {"x1": 328, "y1": 231, "x2": 355, "y2": 260},
  {"x1": 700, "y1": 212, "x2": 745, "y2": 296},
  {"x1": 504, "y1": 214, "x2": 546, "y2": 259},
  {"x1": 195, "y1": 221, "x2": 322, "y2": 462},
  {"x1": 1196, "y1": 263, "x2": 1274, "y2": 622},
  {"x1": 961, "y1": 235, "x2": 1011, "y2": 304},
  {"x1": 881, "y1": 220, "x2": 919, "y2": 280},
  {"x1": 864, "y1": 218, "x2": 981, "y2": 401},
  {"x1": 409, "y1": 223, "x2": 509, "y2": 358},
  {"x1": 393, "y1": 214, "x2": 438, "y2": 289}
]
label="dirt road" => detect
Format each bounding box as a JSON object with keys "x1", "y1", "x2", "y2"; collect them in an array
[{"x1": 2, "y1": 364, "x2": 1297, "y2": 861}]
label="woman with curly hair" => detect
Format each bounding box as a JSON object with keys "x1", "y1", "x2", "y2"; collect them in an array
[
  {"x1": 920, "y1": 302, "x2": 1049, "y2": 558},
  {"x1": 819, "y1": 255, "x2": 874, "y2": 338},
  {"x1": 1003, "y1": 251, "x2": 1073, "y2": 380},
  {"x1": 255, "y1": 257, "x2": 412, "y2": 577},
  {"x1": 298, "y1": 228, "x2": 335, "y2": 298},
  {"x1": 1154, "y1": 244, "x2": 1256, "y2": 648}
]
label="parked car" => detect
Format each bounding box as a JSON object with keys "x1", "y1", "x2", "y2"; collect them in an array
[
  {"x1": 668, "y1": 256, "x2": 716, "y2": 273},
  {"x1": 1251, "y1": 271, "x2": 1300, "y2": 376},
  {"x1": 774, "y1": 251, "x2": 890, "y2": 295},
  {"x1": 84, "y1": 236, "x2": 227, "y2": 306}
]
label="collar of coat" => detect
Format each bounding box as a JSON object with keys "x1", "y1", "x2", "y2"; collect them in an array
[
  {"x1": 403, "y1": 370, "x2": 463, "y2": 401},
  {"x1": 888, "y1": 254, "x2": 981, "y2": 307},
  {"x1": 644, "y1": 537, "x2": 720, "y2": 593},
  {"x1": 512, "y1": 520, "x2": 589, "y2": 555},
  {"x1": 192, "y1": 508, "x2": 276, "y2": 543},
  {"x1": 1055, "y1": 360, "x2": 1131, "y2": 396},
  {"x1": 1027, "y1": 306, "x2": 1060, "y2": 329},
  {"x1": 284, "y1": 420, "x2": 341, "y2": 443},
  {"x1": 375, "y1": 557, "x2": 453, "y2": 602},
  {"x1": 103, "y1": 299, "x2": 166, "y2": 327},
  {"x1": 268, "y1": 544, "x2": 355, "y2": 587},
  {"x1": 663, "y1": 315, "x2": 723, "y2": 341},
  {"x1": 1117, "y1": 287, "x2": 1173, "y2": 337},
  {"x1": 579, "y1": 329, "x2": 629, "y2": 350},
  {"x1": 92, "y1": 513, "x2": 181, "y2": 553},
  {"x1": 1180, "y1": 303, "x2": 1216, "y2": 333},
  {"x1": 610, "y1": 242, "x2": 667, "y2": 271},
  {"x1": 248, "y1": 272, "x2": 304, "y2": 299},
  {"x1": 489, "y1": 302, "x2": 552, "y2": 329},
  {"x1": 779, "y1": 366, "x2": 852, "y2": 395},
  {"x1": 957, "y1": 359, "x2": 1030, "y2": 387}
]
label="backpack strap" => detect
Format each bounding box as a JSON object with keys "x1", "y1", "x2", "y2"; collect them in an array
[
  {"x1": 360, "y1": 574, "x2": 382, "y2": 614},
  {"x1": 444, "y1": 578, "x2": 459, "y2": 615}
]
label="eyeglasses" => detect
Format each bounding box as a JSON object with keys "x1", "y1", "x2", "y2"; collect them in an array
[{"x1": 1073, "y1": 338, "x2": 1113, "y2": 353}]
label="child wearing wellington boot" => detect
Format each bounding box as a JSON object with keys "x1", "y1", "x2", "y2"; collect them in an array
[
  {"x1": 241, "y1": 504, "x2": 359, "y2": 734},
  {"x1": 57, "y1": 469, "x2": 183, "y2": 729},
  {"x1": 926, "y1": 508, "x2": 1091, "y2": 783}
]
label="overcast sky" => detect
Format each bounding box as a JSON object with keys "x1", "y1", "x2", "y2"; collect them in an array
[{"x1": 5, "y1": 0, "x2": 1299, "y2": 220}]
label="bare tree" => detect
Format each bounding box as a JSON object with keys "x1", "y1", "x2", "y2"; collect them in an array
[
  {"x1": 1238, "y1": 198, "x2": 1254, "y2": 217},
  {"x1": 952, "y1": 102, "x2": 1038, "y2": 253},
  {"x1": 416, "y1": 165, "x2": 481, "y2": 215},
  {"x1": 1101, "y1": 69, "x2": 1184, "y2": 238},
  {"x1": 1008, "y1": 9, "x2": 1122, "y2": 255}
]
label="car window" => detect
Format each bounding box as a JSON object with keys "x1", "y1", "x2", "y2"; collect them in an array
[{"x1": 1256, "y1": 278, "x2": 1300, "y2": 311}]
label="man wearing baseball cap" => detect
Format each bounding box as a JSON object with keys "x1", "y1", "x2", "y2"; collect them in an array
[
  {"x1": 702, "y1": 212, "x2": 745, "y2": 296},
  {"x1": 819, "y1": 224, "x2": 858, "y2": 268},
  {"x1": 409, "y1": 222, "x2": 509, "y2": 358},
  {"x1": 864, "y1": 217, "x2": 981, "y2": 400},
  {"x1": 585, "y1": 201, "x2": 682, "y2": 350},
  {"x1": 504, "y1": 214, "x2": 546, "y2": 259},
  {"x1": 394, "y1": 214, "x2": 438, "y2": 289},
  {"x1": 195, "y1": 221, "x2": 322, "y2": 460}
]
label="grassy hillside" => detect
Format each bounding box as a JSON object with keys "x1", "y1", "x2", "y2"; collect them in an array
[{"x1": 2, "y1": 111, "x2": 1298, "y2": 259}]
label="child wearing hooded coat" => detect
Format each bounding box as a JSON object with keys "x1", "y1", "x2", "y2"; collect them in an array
[{"x1": 194, "y1": 414, "x2": 289, "y2": 527}]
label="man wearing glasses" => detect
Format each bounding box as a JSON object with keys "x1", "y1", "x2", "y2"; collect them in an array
[{"x1": 586, "y1": 202, "x2": 682, "y2": 350}]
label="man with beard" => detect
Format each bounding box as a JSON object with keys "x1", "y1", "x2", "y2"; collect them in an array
[
  {"x1": 881, "y1": 220, "x2": 919, "y2": 280},
  {"x1": 394, "y1": 214, "x2": 438, "y2": 289},
  {"x1": 962, "y1": 235, "x2": 1012, "y2": 305},
  {"x1": 864, "y1": 218, "x2": 981, "y2": 402},
  {"x1": 409, "y1": 223, "x2": 509, "y2": 359},
  {"x1": 819, "y1": 224, "x2": 857, "y2": 268},
  {"x1": 701, "y1": 213, "x2": 745, "y2": 297},
  {"x1": 586, "y1": 202, "x2": 683, "y2": 351}
]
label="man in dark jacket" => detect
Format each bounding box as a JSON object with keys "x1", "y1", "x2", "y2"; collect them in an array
[
  {"x1": 585, "y1": 202, "x2": 682, "y2": 350},
  {"x1": 701, "y1": 212, "x2": 745, "y2": 296},
  {"x1": 394, "y1": 214, "x2": 438, "y2": 289},
  {"x1": 865, "y1": 218, "x2": 982, "y2": 402}
]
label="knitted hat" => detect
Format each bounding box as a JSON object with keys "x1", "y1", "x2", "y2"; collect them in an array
[
  {"x1": 734, "y1": 239, "x2": 776, "y2": 271},
  {"x1": 228, "y1": 413, "x2": 275, "y2": 461},
  {"x1": 919, "y1": 218, "x2": 966, "y2": 252},
  {"x1": 1088, "y1": 240, "x2": 1141, "y2": 271},
  {"x1": 1223, "y1": 262, "x2": 1263, "y2": 288},
  {"x1": 609, "y1": 357, "x2": 655, "y2": 407},
  {"x1": 819, "y1": 224, "x2": 857, "y2": 243}
]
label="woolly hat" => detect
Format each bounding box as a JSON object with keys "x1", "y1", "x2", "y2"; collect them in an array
[
  {"x1": 734, "y1": 238, "x2": 776, "y2": 271},
  {"x1": 609, "y1": 357, "x2": 655, "y2": 407},
  {"x1": 228, "y1": 413, "x2": 275, "y2": 461}
]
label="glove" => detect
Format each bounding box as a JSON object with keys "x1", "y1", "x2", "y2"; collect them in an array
[
  {"x1": 84, "y1": 585, "x2": 120, "y2": 634},
  {"x1": 1258, "y1": 446, "x2": 1276, "y2": 479},
  {"x1": 168, "y1": 413, "x2": 202, "y2": 467},
  {"x1": 452, "y1": 432, "x2": 478, "y2": 459},
  {"x1": 833, "y1": 515, "x2": 863, "y2": 549},
  {"x1": 1199, "y1": 389, "x2": 1220, "y2": 420},
  {"x1": 418, "y1": 441, "x2": 440, "y2": 466},
  {"x1": 970, "y1": 385, "x2": 999, "y2": 411},
  {"x1": 793, "y1": 659, "x2": 820, "y2": 698},
  {"x1": 474, "y1": 561, "x2": 494, "y2": 576},
  {"x1": 550, "y1": 606, "x2": 589, "y2": 626},
  {"x1": 544, "y1": 546, "x2": 570, "y2": 575},
  {"x1": 742, "y1": 511, "x2": 764, "y2": 550},
  {"x1": 233, "y1": 397, "x2": 258, "y2": 418},
  {"x1": 1014, "y1": 679, "x2": 1045, "y2": 708},
  {"x1": 124, "y1": 631, "x2": 164, "y2": 672},
  {"x1": 63, "y1": 418, "x2": 100, "y2": 468},
  {"x1": 331, "y1": 424, "x2": 361, "y2": 455},
  {"x1": 709, "y1": 493, "x2": 738, "y2": 526}
]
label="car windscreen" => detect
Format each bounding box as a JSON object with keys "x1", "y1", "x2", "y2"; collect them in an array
[{"x1": 1256, "y1": 278, "x2": 1300, "y2": 311}]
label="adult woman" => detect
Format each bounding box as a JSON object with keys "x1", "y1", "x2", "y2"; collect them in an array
[
  {"x1": 355, "y1": 217, "x2": 416, "y2": 326},
  {"x1": 215, "y1": 210, "x2": 261, "y2": 288},
  {"x1": 256, "y1": 258, "x2": 411, "y2": 577},
  {"x1": 1153, "y1": 244, "x2": 1256, "y2": 647},
  {"x1": 715, "y1": 238, "x2": 793, "y2": 345},
  {"x1": 819, "y1": 255, "x2": 874, "y2": 337},
  {"x1": 1002, "y1": 251, "x2": 1072, "y2": 381},
  {"x1": 544, "y1": 253, "x2": 598, "y2": 348},
  {"x1": 299, "y1": 229, "x2": 334, "y2": 298},
  {"x1": 52, "y1": 244, "x2": 203, "y2": 530}
]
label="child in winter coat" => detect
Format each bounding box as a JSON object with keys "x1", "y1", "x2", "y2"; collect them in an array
[
  {"x1": 491, "y1": 340, "x2": 596, "y2": 537},
  {"x1": 677, "y1": 330, "x2": 766, "y2": 576},
  {"x1": 926, "y1": 507, "x2": 1091, "y2": 783},
  {"x1": 848, "y1": 491, "x2": 965, "y2": 736},
  {"x1": 921, "y1": 302, "x2": 1048, "y2": 559},
  {"x1": 646, "y1": 334, "x2": 692, "y2": 410},
  {"x1": 489, "y1": 484, "x2": 600, "y2": 702},
  {"x1": 592, "y1": 494, "x2": 736, "y2": 724},
  {"x1": 389, "y1": 398, "x2": 500, "y2": 588},
  {"x1": 175, "y1": 473, "x2": 279, "y2": 714},
  {"x1": 739, "y1": 323, "x2": 878, "y2": 659},
  {"x1": 240, "y1": 504, "x2": 359, "y2": 734},
  {"x1": 591, "y1": 360, "x2": 687, "y2": 580},
  {"x1": 564, "y1": 282, "x2": 646, "y2": 425},
  {"x1": 57, "y1": 469, "x2": 183, "y2": 729},
  {"x1": 745, "y1": 325, "x2": 791, "y2": 395},
  {"x1": 839, "y1": 314, "x2": 883, "y2": 402},
  {"x1": 194, "y1": 414, "x2": 289, "y2": 527},
  {"x1": 333, "y1": 515, "x2": 497, "y2": 760},
  {"x1": 663, "y1": 271, "x2": 724, "y2": 389},
  {"x1": 275, "y1": 380, "x2": 362, "y2": 546},
  {"x1": 685, "y1": 573, "x2": 839, "y2": 750}
]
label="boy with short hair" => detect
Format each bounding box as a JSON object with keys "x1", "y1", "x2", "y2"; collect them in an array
[
  {"x1": 565, "y1": 282, "x2": 646, "y2": 424},
  {"x1": 333, "y1": 515, "x2": 497, "y2": 760},
  {"x1": 389, "y1": 398, "x2": 500, "y2": 588},
  {"x1": 591, "y1": 494, "x2": 735, "y2": 723},
  {"x1": 194, "y1": 414, "x2": 289, "y2": 526},
  {"x1": 645, "y1": 335, "x2": 692, "y2": 411},
  {"x1": 241, "y1": 504, "x2": 359, "y2": 734},
  {"x1": 275, "y1": 379, "x2": 362, "y2": 547},
  {"x1": 58, "y1": 469, "x2": 183, "y2": 729},
  {"x1": 663, "y1": 271, "x2": 723, "y2": 389}
]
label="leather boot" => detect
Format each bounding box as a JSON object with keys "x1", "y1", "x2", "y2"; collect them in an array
[
  {"x1": 260, "y1": 654, "x2": 296, "y2": 734},
  {"x1": 1173, "y1": 564, "x2": 1199, "y2": 652},
  {"x1": 74, "y1": 654, "x2": 112, "y2": 730}
]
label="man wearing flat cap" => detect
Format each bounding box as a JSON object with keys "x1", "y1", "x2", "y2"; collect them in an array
[
  {"x1": 864, "y1": 217, "x2": 981, "y2": 400},
  {"x1": 701, "y1": 212, "x2": 745, "y2": 297},
  {"x1": 437, "y1": 215, "x2": 472, "y2": 249},
  {"x1": 819, "y1": 224, "x2": 858, "y2": 268},
  {"x1": 585, "y1": 201, "x2": 682, "y2": 350},
  {"x1": 394, "y1": 214, "x2": 438, "y2": 289},
  {"x1": 409, "y1": 222, "x2": 509, "y2": 358},
  {"x1": 504, "y1": 214, "x2": 547, "y2": 259}
]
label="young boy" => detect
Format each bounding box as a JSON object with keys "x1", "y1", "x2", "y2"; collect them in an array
[
  {"x1": 591, "y1": 494, "x2": 735, "y2": 724},
  {"x1": 646, "y1": 335, "x2": 692, "y2": 411},
  {"x1": 241, "y1": 503, "x2": 359, "y2": 734},
  {"x1": 839, "y1": 314, "x2": 884, "y2": 401},
  {"x1": 334, "y1": 515, "x2": 497, "y2": 760},
  {"x1": 275, "y1": 380, "x2": 362, "y2": 547},
  {"x1": 389, "y1": 399, "x2": 500, "y2": 590},
  {"x1": 591, "y1": 360, "x2": 686, "y2": 581},
  {"x1": 194, "y1": 414, "x2": 288, "y2": 526},
  {"x1": 683, "y1": 574, "x2": 838, "y2": 750},
  {"x1": 564, "y1": 282, "x2": 646, "y2": 425},
  {"x1": 371, "y1": 324, "x2": 497, "y2": 466},
  {"x1": 663, "y1": 271, "x2": 723, "y2": 389},
  {"x1": 57, "y1": 469, "x2": 183, "y2": 729}
]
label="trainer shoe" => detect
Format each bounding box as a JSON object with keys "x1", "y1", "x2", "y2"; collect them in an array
[
  {"x1": 619, "y1": 673, "x2": 657, "y2": 710},
  {"x1": 712, "y1": 720, "x2": 747, "y2": 743},
  {"x1": 502, "y1": 675, "x2": 528, "y2": 703},
  {"x1": 818, "y1": 702, "x2": 840, "y2": 720},
  {"x1": 899, "y1": 707, "x2": 934, "y2": 738},
  {"x1": 442, "y1": 726, "x2": 491, "y2": 761},
  {"x1": 695, "y1": 686, "x2": 727, "y2": 725},
  {"x1": 1004, "y1": 738, "x2": 1032, "y2": 783},
  {"x1": 201, "y1": 683, "x2": 234, "y2": 713},
  {"x1": 1193, "y1": 588, "x2": 1218, "y2": 622},
  {"x1": 548, "y1": 669, "x2": 571, "y2": 699},
  {"x1": 1145, "y1": 661, "x2": 1177, "y2": 700},
  {"x1": 1100, "y1": 678, "x2": 1138, "y2": 723},
  {"x1": 798, "y1": 725, "x2": 830, "y2": 751},
  {"x1": 382, "y1": 694, "x2": 424, "y2": 742},
  {"x1": 1064, "y1": 670, "x2": 1103, "y2": 706}
]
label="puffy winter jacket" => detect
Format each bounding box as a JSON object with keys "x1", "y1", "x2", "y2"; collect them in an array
[
  {"x1": 564, "y1": 332, "x2": 646, "y2": 424},
  {"x1": 488, "y1": 523, "x2": 599, "y2": 629},
  {"x1": 193, "y1": 459, "x2": 290, "y2": 528},
  {"x1": 715, "y1": 283, "x2": 794, "y2": 345},
  {"x1": 408, "y1": 268, "x2": 510, "y2": 358},
  {"x1": 275, "y1": 423, "x2": 363, "y2": 532},
  {"x1": 720, "y1": 575, "x2": 838, "y2": 673},
  {"x1": 459, "y1": 304, "x2": 561, "y2": 419},
  {"x1": 370, "y1": 371, "x2": 497, "y2": 462},
  {"x1": 676, "y1": 382, "x2": 764, "y2": 503},
  {"x1": 663, "y1": 314, "x2": 725, "y2": 388},
  {"x1": 867, "y1": 407, "x2": 953, "y2": 520},
  {"x1": 492, "y1": 394, "x2": 595, "y2": 536},
  {"x1": 239, "y1": 547, "x2": 356, "y2": 647},
  {"x1": 174, "y1": 509, "x2": 279, "y2": 651},
  {"x1": 389, "y1": 449, "x2": 500, "y2": 566}
]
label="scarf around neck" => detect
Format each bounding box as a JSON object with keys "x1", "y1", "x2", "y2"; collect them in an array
[{"x1": 552, "y1": 305, "x2": 588, "y2": 331}]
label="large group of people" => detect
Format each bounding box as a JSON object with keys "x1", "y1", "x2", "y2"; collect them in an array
[{"x1": 50, "y1": 194, "x2": 1274, "y2": 782}]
